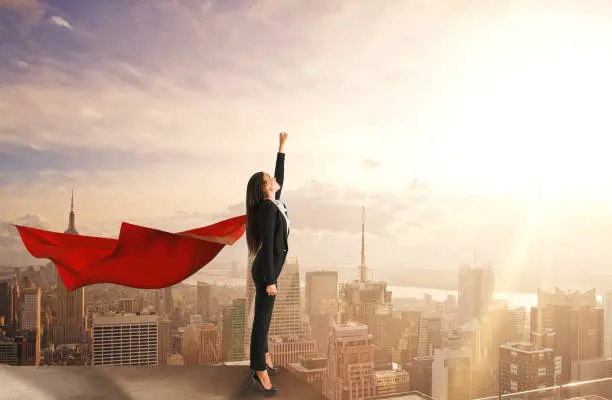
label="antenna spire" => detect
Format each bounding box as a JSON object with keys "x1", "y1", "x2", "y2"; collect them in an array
[{"x1": 360, "y1": 205, "x2": 367, "y2": 282}]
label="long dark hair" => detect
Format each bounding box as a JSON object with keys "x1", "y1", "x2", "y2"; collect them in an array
[{"x1": 246, "y1": 171, "x2": 266, "y2": 255}]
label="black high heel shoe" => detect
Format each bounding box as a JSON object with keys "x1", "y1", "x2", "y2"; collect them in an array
[
  {"x1": 251, "y1": 371, "x2": 278, "y2": 395},
  {"x1": 266, "y1": 363, "x2": 280, "y2": 376}
]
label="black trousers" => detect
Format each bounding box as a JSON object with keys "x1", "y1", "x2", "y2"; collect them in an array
[{"x1": 249, "y1": 281, "x2": 276, "y2": 371}]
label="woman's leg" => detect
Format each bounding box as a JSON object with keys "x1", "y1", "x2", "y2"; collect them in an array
[
  {"x1": 263, "y1": 292, "x2": 276, "y2": 365},
  {"x1": 250, "y1": 283, "x2": 275, "y2": 371}
]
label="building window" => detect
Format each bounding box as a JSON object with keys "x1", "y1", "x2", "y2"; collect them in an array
[
  {"x1": 510, "y1": 363, "x2": 518, "y2": 375},
  {"x1": 510, "y1": 380, "x2": 518, "y2": 392},
  {"x1": 538, "y1": 367, "x2": 547, "y2": 376},
  {"x1": 539, "y1": 352, "x2": 544, "y2": 360}
]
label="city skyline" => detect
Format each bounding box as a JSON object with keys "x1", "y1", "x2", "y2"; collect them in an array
[{"x1": 3, "y1": 1, "x2": 612, "y2": 276}]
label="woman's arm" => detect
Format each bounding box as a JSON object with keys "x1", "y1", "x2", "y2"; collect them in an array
[
  {"x1": 259, "y1": 200, "x2": 278, "y2": 286},
  {"x1": 274, "y1": 132, "x2": 288, "y2": 200}
]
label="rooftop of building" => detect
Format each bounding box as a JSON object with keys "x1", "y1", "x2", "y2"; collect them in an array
[
  {"x1": 500, "y1": 341, "x2": 554, "y2": 353},
  {"x1": 375, "y1": 393, "x2": 433, "y2": 400},
  {"x1": 0, "y1": 364, "x2": 321, "y2": 400},
  {"x1": 567, "y1": 396, "x2": 610, "y2": 400},
  {"x1": 374, "y1": 369, "x2": 409, "y2": 377},
  {"x1": 286, "y1": 362, "x2": 326, "y2": 373}
]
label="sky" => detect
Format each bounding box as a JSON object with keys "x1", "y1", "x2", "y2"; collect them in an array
[{"x1": 2, "y1": 0, "x2": 612, "y2": 284}]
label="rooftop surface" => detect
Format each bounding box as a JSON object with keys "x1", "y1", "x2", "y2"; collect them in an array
[{"x1": 0, "y1": 365, "x2": 323, "y2": 400}]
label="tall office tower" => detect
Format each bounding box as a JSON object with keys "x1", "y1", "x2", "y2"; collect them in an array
[
  {"x1": 339, "y1": 207, "x2": 393, "y2": 344},
  {"x1": 499, "y1": 342, "x2": 555, "y2": 398},
  {"x1": 269, "y1": 257, "x2": 303, "y2": 338},
  {"x1": 405, "y1": 356, "x2": 434, "y2": 396},
  {"x1": 199, "y1": 322, "x2": 220, "y2": 365},
  {"x1": 134, "y1": 292, "x2": 145, "y2": 313},
  {"x1": 392, "y1": 311, "x2": 421, "y2": 364},
  {"x1": 117, "y1": 298, "x2": 136, "y2": 313},
  {"x1": 196, "y1": 281, "x2": 212, "y2": 320},
  {"x1": 20, "y1": 287, "x2": 41, "y2": 333},
  {"x1": 457, "y1": 263, "x2": 494, "y2": 324},
  {"x1": 416, "y1": 314, "x2": 442, "y2": 357},
  {"x1": 15, "y1": 329, "x2": 39, "y2": 366},
  {"x1": 158, "y1": 317, "x2": 171, "y2": 365},
  {"x1": 153, "y1": 289, "x2": 162, "y2": 313},
  {"x1": 55, "y1": 191, "x2": 85, "y2": 345},
  {"x1": 431, "y1": 343, "x2": 472, "y2": 400},
  {"x1": 222, "y1": 298, "x2": 246, "y2": 362},
  {"x1": 306, "y1": 271, "x2": 339, "y2": 355},
  {"x1": 531, "y1": 288, "x2": 604, "y2": 383},
  {"x1": 91, "y1": 313, "x2": 158, "y2": 366},
  {"x1": 162, "y1": 286, "x2": 173, "y2": 317},
  {"x1": 305, "y1": 270, "x2": 338, "y2": 316},
  {"x1": 324, "y1": 322, "x2": 376, "y2": 400},
  {"x1": 0, "y1": 281, "x2": 9, "y2": 322},
  {"x1": 181, "y1": 324, "x2": 200, "y2": 365},
  {"x1": 511, "y1": 307, "x2": 530, "y2": 342},
  {"x1": 605, "y1": 290, "x2": 612, "y2": 357},
  {"x1": 9, "y1": 274, "x2": 20, "y2": 334},
  {"x1": 479, "y1": 307, "x2": 515, "y2": 370}
]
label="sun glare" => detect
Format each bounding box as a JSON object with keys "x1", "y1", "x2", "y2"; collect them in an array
[{"x1": 431, "y1": 15, "x2": 612, "y2": 200}]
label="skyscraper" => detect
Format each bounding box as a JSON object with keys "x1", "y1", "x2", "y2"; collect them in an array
[
  {"x1": 20, "y1": 287, "x2": 41, "y2": 332},
  {"x1": 531, "y1": 288, "x2": 604, "y2": 383},
  {"x1": 163, "y1": 286, "x2": 173, "y2": 317},
  {"x1": 0, "y1": 281, "x2": 9, "y2": 323},
  {"x1": 222, "y1": 298, "x2": 246, "y2": 362},
  {"x1": 158, "y1": 317, "x2": 172, "y2": 365},
  {"x1": 199, "y1": 322, "x2": 220, "y2": 365},
  {"x1": 499, "y1": 342, "x2": 554, "y2": 397},
  {"x1": 339, "y1": 207, "x2": 392, "y2": 344},
  {"x1": 431, "y1": 343, "x2": 472, "y2": 400},
  {"x1": 196, "y1": 281, "x2": 212, "y2": 320},
  {"x1": 457, "y1": 264, "x2": 494, "y2": 324},
  {"x1": 91, "y1": 313, "x2": 158, "y2": 366},
  {"x1": 55, "y1": 191, "x2": 85, "y2": 345},
  {"x1": 324, "y1": 322, "x2": 376, "y2": 400},
  {"x1": 305, "y1": 270, "x2": 338, "y2": 316},
  {"x1": 9, "y1": 274, "x2": 20, "y2": 335},
  {"x1": 269, "y1": 257, "x2": 303, "y2": 338}
]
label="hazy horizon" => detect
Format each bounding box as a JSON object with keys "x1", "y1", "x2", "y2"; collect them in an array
[{"x1": 2, "y1": 0, "x2": 612, "y2": 285}]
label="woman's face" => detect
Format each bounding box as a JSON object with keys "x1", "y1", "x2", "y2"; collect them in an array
[{"x1": 263, "y1": 173, "x2": 280, "y2": 195}]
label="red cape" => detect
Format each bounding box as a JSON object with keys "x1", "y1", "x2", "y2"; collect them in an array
[{"x1": 14, "y1": 215, "x2": 246, "y2": 291}]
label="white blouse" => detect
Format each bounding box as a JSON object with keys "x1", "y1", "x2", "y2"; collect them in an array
[{"x1": 271, "y1": 199, "x2": 290, "y2": 235}]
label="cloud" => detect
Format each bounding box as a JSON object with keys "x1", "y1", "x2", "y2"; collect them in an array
[
  {"x1": 0, "y1": 213, "x2": 52, "y2": 265},
  {"x1": 361, "y1": 158, "x2": 381, "y2": 170},
  {"x1": 212, "y1": 180, "x2": 430, "y2": 238},
  {"x1": 48, "y1": 15, "x2": 71, "y2": 29}
]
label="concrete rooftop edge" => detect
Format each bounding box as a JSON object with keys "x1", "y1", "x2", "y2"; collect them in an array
[{"x1": 0, "y1": 364, "x2": 323, "y2": 400}]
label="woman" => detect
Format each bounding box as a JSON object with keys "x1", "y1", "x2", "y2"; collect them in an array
[{"x1": 246, "y1": 132, "x2": 289, "y2": 395}]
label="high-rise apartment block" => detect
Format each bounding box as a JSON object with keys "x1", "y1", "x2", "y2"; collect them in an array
[{"x1": 91, "y1": 313, "x2": 158, "y2": 366}]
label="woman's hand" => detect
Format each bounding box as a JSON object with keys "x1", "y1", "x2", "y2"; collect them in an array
[
  {"x1": 266, "y1": 283, "x2": 278, "y2": 296},
  {"x1": 279, "y1": 132, "x2": 288, "y2": 152}
]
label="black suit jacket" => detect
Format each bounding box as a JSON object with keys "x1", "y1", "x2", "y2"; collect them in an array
[{"x1": 253, "y1": 152, "x2": 289, "y2": 286}]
